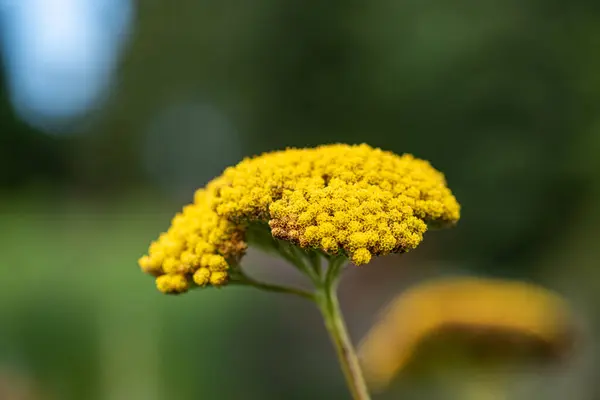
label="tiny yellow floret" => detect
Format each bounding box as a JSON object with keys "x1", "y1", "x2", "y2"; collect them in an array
[
  {"x1": 210, "y1": 271, "x2": 228, "y2": 286},
  {"x1": 193, "y1": 268, "x2": 211, "y2": 286},
  {"x1": 138, "y1": 255, "x2": 161, "y2": 275},
  {"x1": 156, "y1": 274, "x2": 189, "y2": 294},
  {"x1": 205, "y1": 254, "x2": 228, "y2": 271},
  {"x1": 352, "y1": 248, "x2": 372, "y2": 265}
]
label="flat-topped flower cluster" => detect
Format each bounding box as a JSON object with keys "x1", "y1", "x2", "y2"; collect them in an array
[{"x1": 139, "y1": 143, "x2": 461, "y2": 293}]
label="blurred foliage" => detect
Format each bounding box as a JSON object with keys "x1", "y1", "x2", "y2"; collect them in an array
[{"x1": 2, "y1": 0, "x2": 600, "y2": 398}]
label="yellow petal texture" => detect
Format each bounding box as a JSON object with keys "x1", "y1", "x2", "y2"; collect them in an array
[
  {"x1": 214, "y1": 143, "x2": 460, "y2": 264},
  {"x1": 139, "y1": 143, "x2": 461, "y2": 293},
  {"x1": 139, "y1": 187, "x2": 247, "y2": 293},
  {"x1": 358, "y1": 277, "x2": 575, "y2": 390}
]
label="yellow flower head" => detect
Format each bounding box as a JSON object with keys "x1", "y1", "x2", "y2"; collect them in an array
[
  {"x1": 358, "y1": 277, "x2": 575, "y2": 390},
  {"x1": 139, "y1": 143, "x2": 460, "y2": 293},
  {"x1": 138, "y1": 187, "x2": 247, "y2": 294}
]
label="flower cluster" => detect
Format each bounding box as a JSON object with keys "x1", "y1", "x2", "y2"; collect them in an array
[
  {"x1": 138, "y1": 186, "x2": 246, "y2": 293},
  {"x1": 215, "y1": 144, "x2": 459, "y2": 263},
  {"x1": 139, "y1": 143, "x2": 460, "y2": 293},
  {"x1": 358, "y1": 277, "x2": 574, "y2": 389}
]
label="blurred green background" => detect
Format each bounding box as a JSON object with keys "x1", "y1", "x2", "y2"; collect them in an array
[{"x1": 2, "y1": 1, "x2": 600, "y2": 399}]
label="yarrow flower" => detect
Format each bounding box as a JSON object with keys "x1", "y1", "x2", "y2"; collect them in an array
[
  {"x1": 137, "y1": 143, "x2": 461, "y2": 400},
  {"x1": 138, "y1": 185, "x2": 247, "y2": 293},
  {"x1": 138, "y1": 143, "x2": 460, "y2": 294},
  {"x1": 358, "y1": 277, "x2": 576, "y2": 391}
]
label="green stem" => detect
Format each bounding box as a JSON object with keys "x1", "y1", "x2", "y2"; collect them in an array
[
  {"x1": 308, "y1": 251, "x2": 323, "y2": 278},
  {"x1": 274, "y1": 241, "x2": 321, "y2": 284},
  {"x1": 231, "y1": 271, "x2": 315, "y2": 301},
  {"x1": 316, "y1": 258, "x2": 372, "y2": 400},
  {"x1": 234, "y1": 249, "x2": 371, "y2": 400}
]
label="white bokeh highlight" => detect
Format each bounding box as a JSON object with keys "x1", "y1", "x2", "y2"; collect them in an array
[{"x1": 0, "y1": 0, "x2": 133, "y2": 132}]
